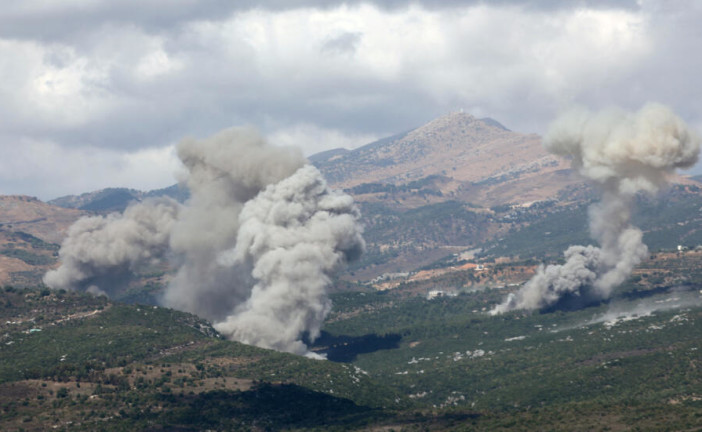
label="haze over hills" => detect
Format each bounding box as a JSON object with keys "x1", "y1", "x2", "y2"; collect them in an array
[
  {"x1": 24, "y1": 113, "x2": 586, "y2": 285},
  {"x1": 42, "y1": 111, "x2": 697, "y2": 215}
]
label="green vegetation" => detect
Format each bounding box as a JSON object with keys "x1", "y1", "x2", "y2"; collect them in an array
[
  {"x1": 0, "y1": 231, "x2": 59, "y2": 286},
  {"x1": 0, "y1": 288, "x2": 396, "y2": 431},
  {"x1": 351, "y1": 200, "x2": 491, "y2": 272},
  {"x1": 2, "y1": 231, "x2": 59, "y2": 251},
  {"x1": 348, "y1": 175, "x2": 447, "y2": 197},
  {"x1": 0, "y1": 231, "x2": 58, "y2": 266},
  {"x1": 316, "y1": 284, "x2": 702, "y2": 429},
  {"x1": 2, "y1": 249, "x2": 702, "y2": 430},
  {"x1": 0, "y1": 248, "x2": 54, "y2": 265},
  {"x1": 479, "y1": 187, "x2": 702, "y2": 262},
  {"x1": 78, "y1": 189, "x2": 139, "y2": 212},
  {"x1": 479, "y1": 203, "x2": 591, "y2": 260}
]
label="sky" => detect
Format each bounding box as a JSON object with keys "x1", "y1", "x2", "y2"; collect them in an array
[{"x1": 1, "y1": 0, "x2": 702, "y2": 200}]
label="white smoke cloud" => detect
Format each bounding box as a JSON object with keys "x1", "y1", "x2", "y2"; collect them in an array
[
  {"x1": 492, "y1": 103, "x2": 701, "y2": 314},
  {"x1": 44, "y1": 127, "x2": 364, "y2": 356}
]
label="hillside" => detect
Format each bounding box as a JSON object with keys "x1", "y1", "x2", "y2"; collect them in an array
[
  {"x1": 1, "y1": 112, "x2": 702, "y2": 430},
  {"x1": 3, "y1": 113, "x2": 702, "y2": 287},
  {"x1": 0, "y1": 196, "x2": 84, "y2": 244},
  {"x1": 0, "y1": 197, "x2": 86, "y2": 287},
  {"x1": 0, "y1": 287, "x2": 397, "y2": 431},
  {"x1": 0, "y1": 187, "x2": 189, "y2": 288},
  {"x1": 49, "y1": 185, "x2": 188, "y2": 214},
  {"x1": 314, "y1": 112, "x2": 575, "y2": 207},
  {"x1": 3, "y1": 260, "x2": 702, "y2": 431},
  {"x1": 315, "y1": 263, "x2": 702, "y2": 431}
]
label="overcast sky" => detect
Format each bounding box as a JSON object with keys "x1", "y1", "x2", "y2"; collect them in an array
[{"x1": 1, "y1": 0, "x2": 701, "y2": 200}]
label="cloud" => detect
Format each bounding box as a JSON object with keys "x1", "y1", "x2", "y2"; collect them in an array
[
  {"x1": 268, "y1": 123, "x2": 378, "y2": 156},
  {"x1": 1, "y1": 1, "x2": 701, "y2": 197},
  {"x1": 321, "y1": 31, "x2": 363, "y2": 55},
  {"x1": 0, "y1": 137, "x2": 180, "y2": 200}
]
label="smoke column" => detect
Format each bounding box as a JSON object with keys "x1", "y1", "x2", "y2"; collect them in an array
[
  {"x1": 44, "y1": 127, "x2": 365, "y2": 356},
  {"x1": 492, "y1": 103, "x2": 700, "y2": 314},
  {"x1": 214, "y1": 165, "x2": 365, "y2": 355},
  {"x1": 43, "y1": 198, "x2": 180, "y2": 297},
  {"x1": 163, "y1": 127, "x2": 307, "y2": 322}
]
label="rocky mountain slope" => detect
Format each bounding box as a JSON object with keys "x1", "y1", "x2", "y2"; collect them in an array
[
  {"x1": 314, "y1": 112, "x2": 575, "y2": 206},
  {"x1": 0, "y1": 196, "x2": 86, "y2": 287},
  {"x1": 49, "y1": 184, "x2": 188, "y2": 214},
  {"x1": 0, "y1": 196, "x2": 84, "y2": 244}
]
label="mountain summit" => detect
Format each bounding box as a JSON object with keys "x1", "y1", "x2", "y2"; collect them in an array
[{"x1": 313, "y1": 112, "x2": 573, "y2": 205}]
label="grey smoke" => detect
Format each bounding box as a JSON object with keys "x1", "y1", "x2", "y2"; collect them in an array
[
  {"x1": 214, "y1": 165, "x2": 365, "y2": 355},
  {"x1": 492, "y1": 103, "x2": 701, "y2": 314},
  {"x1": 163, "y1": 127, "x2": 307, "y2": 322},
  {"x1": 43, "y1": 198, "x2": 180, "y2": 297},
  {"x1": 44, "y1": 127, "x2": 364, "y2": 356}
]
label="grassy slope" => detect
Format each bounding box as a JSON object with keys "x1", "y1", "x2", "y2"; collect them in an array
[
  {"x1": 479, "y1": 186, "x2": 702, "y2": 262},
  {"x1": 0, "y1": 288, "x2": 395, "y2": 431},
  {"x1": 316, "y1": 275, "x2": 702, "y2": 430},
  {"x1": 3, "y1": 249, "x2": 702, "y2": 430}
]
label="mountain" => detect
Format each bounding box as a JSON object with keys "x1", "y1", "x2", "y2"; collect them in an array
[
  {"x1": 49, "y1": 188, "x2": 142, "y2": 212},
  {"x1": 49, "y1": 184, "x2": 189, "y2": 214},
  {"x1": 304, "y1": 113, "x2": 582, "y2": 277},
  {"x1": 0, "y1": 188, "x2": 187, "y2": 288},
  {"x1": 0, "y1": 196, "x2": 86, "y2": 287},
  {"x1": 4, "y1": 113, "x2": 699, "y2": 286},
  {"x1": 313, "y1": 112, "x2": 575, "y2": 207},
  {"x1": 0, "y1": 196, "x2": 84, "y2": 244},
  {"x1": 306, "y1": 147, "x2": 350, "y2": 164}
]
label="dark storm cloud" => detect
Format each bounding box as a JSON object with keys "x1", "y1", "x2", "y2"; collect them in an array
[
  {"x1": 0, "y1": 1, "x2": 235, "y2": 41},
  {"x1": 0, "y1": 0, "x2": 642, "y2": 41}
]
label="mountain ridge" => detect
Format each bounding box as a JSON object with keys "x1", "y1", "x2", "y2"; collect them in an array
[
  {"x1": 3, "y1": 112, "x2": 701, "y2": 287},
  {"x1": 48, "y1": 184, "x2": 189, "y2": 214},
  {"x1": 46, "y1": 113, "x2": 567, "y2": 213},
  {"x1": 312, "y1": 111, "x2": 574, "y2": 206}
]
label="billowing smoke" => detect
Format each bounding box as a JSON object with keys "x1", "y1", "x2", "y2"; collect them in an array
[
  {"x1": 163, "y1": 127, "x2": 307, "y2": 322},
  {"x1": 492, "y1": 103, "x2": 700, "y2": 314},
  {"x1": 44, "y1": 127, "x2": 365, "y2": 356},
  {"x1": 43, "y1": 198, "x2": 180, "y2": 297},
  {"x1": 214, "y1": 165, "x2": 365, "y2": 355}
]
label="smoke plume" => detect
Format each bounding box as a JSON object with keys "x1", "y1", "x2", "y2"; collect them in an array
[
  {"x1": 163, "y1": 127, "x2": 307, "y2": 322},
  {"x1": 43, "y1": 198, "x2": 180, "y2": 297},
  {"x1": 44, "y1": 127, "x2": 364, "y2": 356},
  {"x1": 214, "y1": 165, "x2": 365, "y2": 355},
  {"x1": 492, "y1": 103, "x2": 700, "y2": 314}
]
